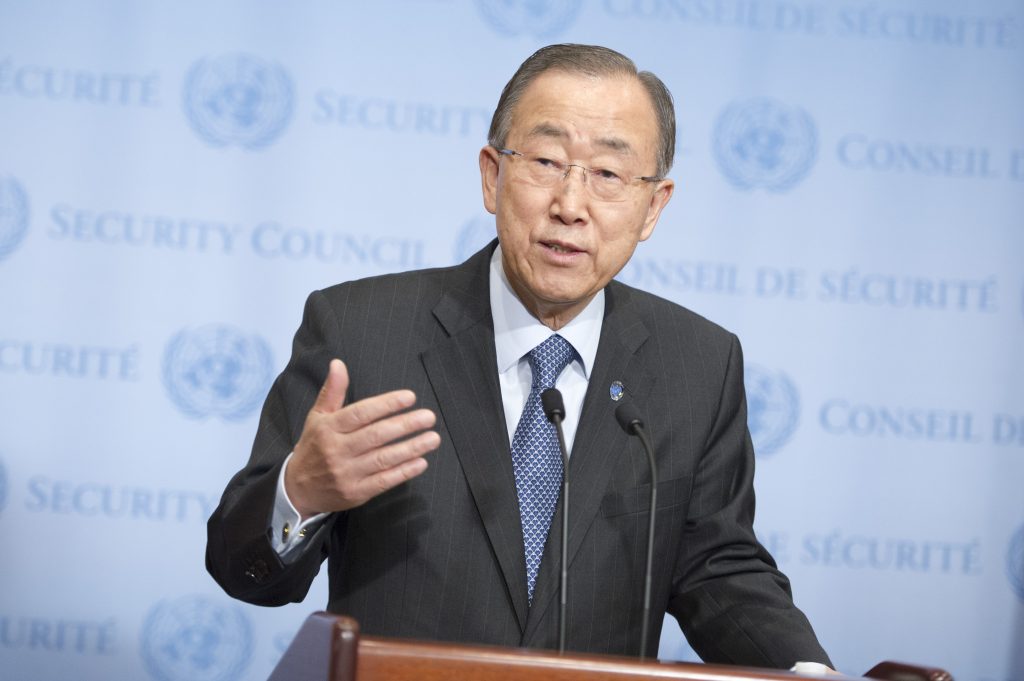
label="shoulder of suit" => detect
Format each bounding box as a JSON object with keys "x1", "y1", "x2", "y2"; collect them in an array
[
  {"x1": 316, "y1": 240, "x2": 493, "y2": 301},
  {"x1": 315, "y1": 251, "x2": 486, "y2": 306},
  {"x1": 606, "y1": 279, "x2": 738, "y2": 346},
  {"x1": 317, "y1": 264, "x2": 449, "y2": 298},
  {"x1": 300, "y1": 245, "x2": 493, "y2": 341}
]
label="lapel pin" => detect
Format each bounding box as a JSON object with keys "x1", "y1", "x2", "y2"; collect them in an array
[{"x1": 609, "y1": 380, "x2": 624, "y2": 401}]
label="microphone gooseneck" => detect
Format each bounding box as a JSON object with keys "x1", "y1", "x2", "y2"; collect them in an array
[
  {"x1": 541, "y1": 388, "x2": 570, "y2": 654},
  {"x1": 614, "y1": 401, "x2": 657, "y2": 660}
]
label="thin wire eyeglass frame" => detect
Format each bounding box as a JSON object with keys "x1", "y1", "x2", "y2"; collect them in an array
[{"x1": 497, "y1": 147, "x2": 662, "y2": 202}]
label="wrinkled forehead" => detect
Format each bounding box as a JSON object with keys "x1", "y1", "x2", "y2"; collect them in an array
[
  {"x1": 508, "y1": 71, "x2": 660, "y2": 162},
  {"x1": 523, "y1": 121, "x2": 637, "y2": 158}
]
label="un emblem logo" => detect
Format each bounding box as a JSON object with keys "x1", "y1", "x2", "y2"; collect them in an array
[
  {"x1": 0, "y1": 176, "x2": 30, "y2": 261},
  {"x1": 714, "y1": 98, "x2": 817, "y2": 192},
  {"x1": 475, "y1": 0, "x2": 582, "y2": 38},
  {"x1": 1008, "y1": 525, "x2": 1024, "y2": 601},
  {"x1": 163, "y1": 325, "x2": 273, "y2": 420},
  {"x1": 141, "y1": 595, "x2": 252, "y2": 681},
  {"x1": 744, "y1": 365, "x2": 799, "y2": 456},
  {"x1": 183, "y1": 54, "x2": 294, "y2": 149},
  {"x1": 454, "y1": 216, "x2": 495, "y2": 264}
]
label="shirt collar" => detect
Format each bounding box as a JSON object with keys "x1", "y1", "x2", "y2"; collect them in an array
[{"x1": 490, "y1": 244, "x2": 604, "y2": 376}]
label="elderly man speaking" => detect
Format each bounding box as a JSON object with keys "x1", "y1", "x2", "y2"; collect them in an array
[{"x1": 207, "y1": 43, "x2": 832, "y2": 669}]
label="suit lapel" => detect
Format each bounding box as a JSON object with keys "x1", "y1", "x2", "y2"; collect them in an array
[
  {"x1": 523, "y1": 283, "x2": 656, "y2": 641},
  {"x1": 420, "y1": 247, "x2": 531, "y2": 632}
]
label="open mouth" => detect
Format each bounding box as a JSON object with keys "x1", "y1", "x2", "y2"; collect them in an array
[{"x1": 541, "y1": 241, "x2": 582, "y2": 255}]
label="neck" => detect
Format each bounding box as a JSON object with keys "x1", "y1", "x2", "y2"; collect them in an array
[
  {"x1": 507, "y1": 278, "x2": 592, "y2": 332},
  {"x1": 537, "y1": 307, "x2": 579, "y2": 331}
]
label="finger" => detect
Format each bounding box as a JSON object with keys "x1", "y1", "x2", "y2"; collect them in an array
[
  {"x1": 347, "y1": 428, "x2": 441, "y2": 481},
  {"x1": 331, "y1": 388, "x2": 420, "y2": 434},
  {"x1": 312, "y1": 359, "x2": 349, "y2": 414},
  {"x1": 352, "y1": 448, "x2": 434, "y2": 502},
  {"x1": 339, "y1": 407, "x2": 437, "y2": 456},
  {"x1": 370, "y1": 456, "x2": 430, "y2": 495}
]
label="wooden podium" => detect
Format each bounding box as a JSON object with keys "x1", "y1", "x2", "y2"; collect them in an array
[{"x1": 267, "y1": 612, "x2": 954, "y2": 681}]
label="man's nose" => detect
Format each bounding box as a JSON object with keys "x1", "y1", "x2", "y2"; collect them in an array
[{"x1": 551, "y1": 165, "x2": 590, "y2": 222}]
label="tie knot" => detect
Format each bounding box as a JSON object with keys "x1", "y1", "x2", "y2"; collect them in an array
[{"x1": 528, "y1": 334, "x2": 576, "y2": 389}]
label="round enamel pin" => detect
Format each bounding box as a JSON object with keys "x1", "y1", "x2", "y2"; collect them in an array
[{"x1": 609, "y1": 381, "x2": 624, "y2": 401}]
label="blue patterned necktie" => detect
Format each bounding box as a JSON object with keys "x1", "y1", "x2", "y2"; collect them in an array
[{"x1": 510, "y1": 333, "x2": 576, "y2": 604}]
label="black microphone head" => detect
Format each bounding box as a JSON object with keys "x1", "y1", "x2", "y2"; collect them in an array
[
  {"x1": 541, "y1": 388, "x2": 565, "y2": 422},
  {"x1": 614, "y1": 402, "x2": 644, "y2": 435}
]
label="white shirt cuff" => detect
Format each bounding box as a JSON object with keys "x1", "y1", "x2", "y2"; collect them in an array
[{"x1": 272, "y1": 453, "x2": 329, "y2": 559}]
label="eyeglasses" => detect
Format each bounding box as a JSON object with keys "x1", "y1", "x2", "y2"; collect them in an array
[{"x1": 497, "y1": 148, "x2": 661, "y2": 202}]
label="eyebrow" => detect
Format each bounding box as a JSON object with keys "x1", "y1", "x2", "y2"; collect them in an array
[{"x1": 526, "y1": 123, "x2": 636, "y2": 156}]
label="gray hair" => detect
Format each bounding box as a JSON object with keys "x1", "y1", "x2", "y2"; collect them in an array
[{"x1": 487, "y1": 44, "x2": 676, "y2": 179}]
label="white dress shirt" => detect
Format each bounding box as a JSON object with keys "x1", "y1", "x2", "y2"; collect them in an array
[
  {"x1": 271, "y1": 245, "x2": 604, "y2": 558},
  {"x1": 490, "y1": 244, "x2": 603, "y2": 454}
]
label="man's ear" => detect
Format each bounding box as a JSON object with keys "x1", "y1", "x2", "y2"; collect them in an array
[
  {"x1": 479, "y1": 146, "x2": 499, "y2": 215},
  {"x1": 639, "y1": 178, "x2": 674, "y2": 241}
]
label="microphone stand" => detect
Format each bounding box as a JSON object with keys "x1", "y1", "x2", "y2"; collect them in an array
[
  {"x1": 541, "y1": 389, "x2": 570, "y2": 654},
  {"x1": 615, "y1": 402, "x2": 657, "y2": 660}
]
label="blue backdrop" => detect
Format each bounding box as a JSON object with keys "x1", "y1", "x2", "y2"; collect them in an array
[{"x1": 1, "y1": 2, "x2": 1022, "y2": 681}]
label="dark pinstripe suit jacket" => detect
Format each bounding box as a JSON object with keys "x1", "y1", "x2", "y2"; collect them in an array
[{"x1": 206, "y1": 242, "x2": 830, "y2": 668}]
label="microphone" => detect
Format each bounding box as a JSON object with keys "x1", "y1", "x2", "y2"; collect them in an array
[
  {"x1": 614, "y1": 401, "x2": 657, "y2": 660},
  {"x1": 541, "y1": 388, "x2": 565, "y2": 423},
  {"x1": 541, "y1": 388, "x2": 570, "y2": 654}
]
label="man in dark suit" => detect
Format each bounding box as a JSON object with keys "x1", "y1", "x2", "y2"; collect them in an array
[{"x1": 206, "y1": 44, "x2": 832, "y2": 668}]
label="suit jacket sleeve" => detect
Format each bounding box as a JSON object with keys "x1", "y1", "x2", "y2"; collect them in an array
[
  {"x1": 668, "y1": 334, "x2": 832, "y2": 668},
  {"x1": 206, "y1": 289, "x2": 343, "y2": 605}
]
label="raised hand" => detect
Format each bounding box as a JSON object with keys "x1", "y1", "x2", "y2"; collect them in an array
[{"x1": 285, "y1": 359, "x2": 440, "y2": 517}]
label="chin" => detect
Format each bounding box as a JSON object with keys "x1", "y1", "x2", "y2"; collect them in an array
[{"x1": 538, "y1": 289, "x2": 588, "y2": 307}]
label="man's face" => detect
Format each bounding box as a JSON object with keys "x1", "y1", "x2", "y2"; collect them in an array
[{"x1": 480, "y1": 69, "x2": 674, "y2": 328}]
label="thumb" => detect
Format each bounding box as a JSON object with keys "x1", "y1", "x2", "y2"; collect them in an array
[{"x1": 312, "y1": 359, "x2": 349, "y2": 414}]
